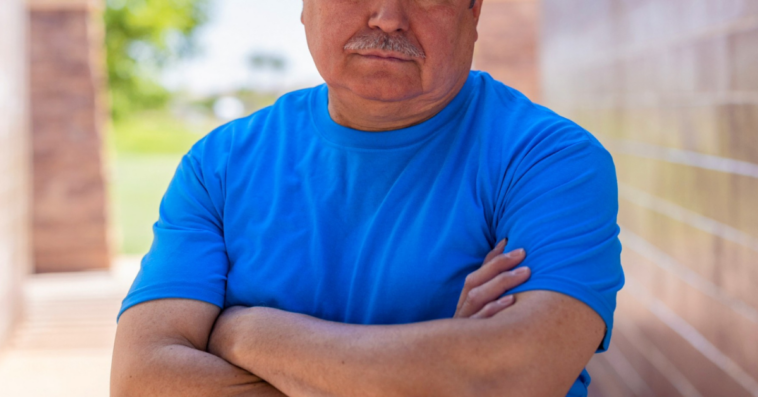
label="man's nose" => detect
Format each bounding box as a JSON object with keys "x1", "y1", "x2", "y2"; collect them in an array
[{"x1": 368, "y1": 0, "x2": 410, "y2": 33}]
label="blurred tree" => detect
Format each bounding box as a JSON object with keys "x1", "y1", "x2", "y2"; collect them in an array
[
  {"x1": 105, "y1": 0, "x2": 210, "y2": 119},
  {"x1": 247, "y1": 51, "x2": 288, "y2": 93},
  {"x1": 248, "y1": 52, "x2": 287, "y2": 72}
]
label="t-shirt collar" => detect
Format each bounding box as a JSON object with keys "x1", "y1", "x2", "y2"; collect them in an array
[{"x1": 310, "y1": 73, "x2": 475, "y2": 150}]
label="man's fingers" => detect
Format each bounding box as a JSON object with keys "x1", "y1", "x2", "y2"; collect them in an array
[
  {"x1": 483, "y1": 239, "x2": 507, "y2": 265},
  {"x1": 456, "y1": 265, "x2": 531, "y2": 318},
  {"x1": 455, "y1": 240, "x2": 510, "y2": 312},
  {"x1": 470, "y1": 295, "x2": 516, "y2": 319},
  {"x1": 455, "y1": 248, "x2": 526, "y2": 311},
  {"x1": 472, "y1": 248, "x2": 525, "y2": 288},
  {"x1": 455, "y1": 247, "x2": 525, "y2": 313}
]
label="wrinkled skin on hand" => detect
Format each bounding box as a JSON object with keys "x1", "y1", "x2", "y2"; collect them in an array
[{"x1": 454, "y1": 239, "x2": 530, "y2": 319}]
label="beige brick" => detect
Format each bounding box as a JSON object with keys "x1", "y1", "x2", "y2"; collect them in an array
[
  {"x1": 474, "y1": 0, "x2": 541, "y2": 102},
  {"x1": 541, "y1": 1, "x2": 758, "y2": 395}
]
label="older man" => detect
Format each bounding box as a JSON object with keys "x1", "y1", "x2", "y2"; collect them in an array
[{"x1": 111, "y1": 1, "x2": 624, "y2": 396}]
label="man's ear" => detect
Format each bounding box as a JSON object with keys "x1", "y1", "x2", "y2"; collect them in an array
[
  {"x1": 471, "y1": 0, "x2": 483, "y2": 22},
  {"x1": 471, "y1": 0, "x2": 483, "y2": 42}
]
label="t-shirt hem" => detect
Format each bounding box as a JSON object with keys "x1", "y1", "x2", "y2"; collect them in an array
[{"x1": 117, "y1": 284, "x2": 226, "y2": 322}]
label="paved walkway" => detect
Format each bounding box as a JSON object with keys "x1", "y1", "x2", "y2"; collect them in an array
[{"x1": 0, "y1": 257, "x2": 139, "y2": 397}]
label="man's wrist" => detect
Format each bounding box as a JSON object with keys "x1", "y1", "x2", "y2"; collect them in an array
[
  {"x1": 208, "y1": 306, "x2": 253, "y2": 362},
  {"x1": 209, "y1": 306, "x2": 306, "y2": 367}
]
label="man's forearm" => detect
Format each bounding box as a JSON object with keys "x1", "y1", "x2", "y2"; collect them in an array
[
  {"x1": 208, "y1": 246, "x2": 537, "y2": 397},
  {"x1": 211, "y1": 307, "x2": 521, "y2": 397},
  {"x1": 210, "y1": 291, "x2": 602, "y2": 397}
]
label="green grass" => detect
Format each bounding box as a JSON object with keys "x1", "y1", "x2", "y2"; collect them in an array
[
  {"x1": 108, "y1": 111, "x2": 218, "y2": 255},
  {"x1": 111, "y1": 153, "x2": 185, "y2": 254},
  {"x1": 107, "y1": 95, "x2": 281, "y2": 254},
  {"x1": 110, "y1": 111, "x2": 215, "y2": 155}
]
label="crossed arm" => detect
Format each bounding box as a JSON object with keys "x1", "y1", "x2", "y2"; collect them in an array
[{"x1": 111, "y1": 244, "x2": 605, "y2": 397}]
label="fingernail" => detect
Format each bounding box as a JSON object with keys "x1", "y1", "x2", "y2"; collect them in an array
[
  {"x1": 497, "y1": 239, "x2": 507, "y2": 249},
  {"x1": 513, "y1": 266, "x2": 530, "y2": 276},
  {"x1": 498, "y1": 295, "x2": 515, "y2": 305},
  {"x1": 506, "y1": 248, "x2": 525, "y2": 258}
]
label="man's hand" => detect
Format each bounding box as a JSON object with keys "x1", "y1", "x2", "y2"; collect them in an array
[{"x1": 454, "y1": 239, "x2": 530, "y2": 318}]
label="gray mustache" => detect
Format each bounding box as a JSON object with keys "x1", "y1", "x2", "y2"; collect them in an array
[{"x1": 344, "y1": 31, "x2": 426, "y2": 59}]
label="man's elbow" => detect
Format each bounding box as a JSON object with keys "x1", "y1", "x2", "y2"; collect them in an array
[
  {"x1": 110, "y1": 345, "x2": 159, "y2": 397},
  {"x1": 453, "y1": 352, "x2": 543, "y2": 397},
  {"x1": 111, "y1": 334, "x2": 190, "y2": 397},
  {"x1": 451, "y1": 290, "x2": 605, "y2": 397},
  {"x1": 456, "y1": 364, "x2": 571, "y2": 397},
  {"x1": 110, "y1": 370, "x2": 136, "y2": 397},
  {"x1": 110, "y1": 359, "x2": 142, "y2": 397},
  {"x1": 447, "y1": 330, "x2": 583, "y2": 397}
]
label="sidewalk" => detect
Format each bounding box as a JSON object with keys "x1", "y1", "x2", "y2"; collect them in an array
[{"x1": 0, "y1": 257, "x2": 140, "y2": 397}]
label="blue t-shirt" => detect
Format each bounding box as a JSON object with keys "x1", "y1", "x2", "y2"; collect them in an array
[{"x1": 120, "y1": 71, "x2": 624, "y2": 396}]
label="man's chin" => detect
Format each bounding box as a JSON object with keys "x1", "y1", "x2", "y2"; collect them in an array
[{"x1": 343, "y1": 77, "x2": 424, "y2": 103}]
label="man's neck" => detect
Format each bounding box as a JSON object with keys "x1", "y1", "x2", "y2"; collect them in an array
[{"x1": 326, "y1": 75, "x2": 468, "y2": 132}]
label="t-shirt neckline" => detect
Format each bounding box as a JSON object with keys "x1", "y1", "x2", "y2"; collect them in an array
[{"x1": 310, "y1": 73, "x2": 475, "y2": 150}]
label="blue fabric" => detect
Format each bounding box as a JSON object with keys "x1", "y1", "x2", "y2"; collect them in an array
[{"x1": 120, "y1": 71, "x2": 624, "y2": 396}]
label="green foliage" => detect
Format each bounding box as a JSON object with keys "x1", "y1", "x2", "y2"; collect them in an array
[
  {"x1": 105, "y1": 0, "x2": 209, "y2": 119},
  {"x1": 249, "y1": 52, "x2": 287, "y2": 71}
]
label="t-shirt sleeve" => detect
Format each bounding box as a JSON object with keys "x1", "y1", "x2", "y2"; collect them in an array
[
  {"x1": 494, "y1": 127, "x2": 625, "y2": 351},
  {"x1": 118, "y1": 133, "x2": 231, "y2": 320}
]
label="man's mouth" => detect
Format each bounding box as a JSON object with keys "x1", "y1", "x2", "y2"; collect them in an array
[{"x1": 353, "y1": 50, "x2": 414, "y2": 62}]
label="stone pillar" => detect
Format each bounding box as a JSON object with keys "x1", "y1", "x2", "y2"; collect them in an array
[
  {"x1": 0, "y1": 0, "x2": 31, "y2": 346},
  {"x1": 474, "y1": 0, "x2": 541, "y2": 102},
  {"x1": 28, "y1": 0, "x2": 110, "y2": 273}
]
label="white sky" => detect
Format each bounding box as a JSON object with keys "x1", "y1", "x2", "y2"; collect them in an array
[{"x1": 162, "y1": 0, "x2": 324, "y2": 96}]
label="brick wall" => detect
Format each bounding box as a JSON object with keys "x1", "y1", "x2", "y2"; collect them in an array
[
  {"x1": 474, "y1": 0, "x2": 540, "y2": 102},
  {"x1": 541, "y1": 1, "x2": 758, "y2": 396},
  {"x1": 29, "y1": 0, "x2": 110, "y2": 273},
  {"x1": 0, "y1": 0, "x2": 31, "y2": 346}
]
